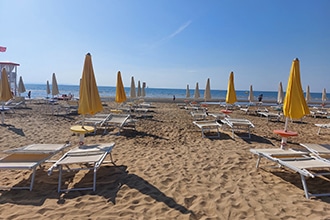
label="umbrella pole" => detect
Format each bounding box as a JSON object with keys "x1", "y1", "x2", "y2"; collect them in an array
[
  {"x1": 79, "y1": 116, "x2": 85, "y2": 145},
  {"x1": 280, "y1": 117, "x2": 290, "y2": 149},
  {"x1": 1, "y1": 103, "x2": 5, "y2": 124}
]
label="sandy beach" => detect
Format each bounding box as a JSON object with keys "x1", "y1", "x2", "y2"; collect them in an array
[{"x1": 1, "y1": 100, "x2": 330, "y2": 219}]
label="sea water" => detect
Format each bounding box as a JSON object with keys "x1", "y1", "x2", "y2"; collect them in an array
[{"x1": 22, "y1": 84, "x2": 327, "y2": 104}]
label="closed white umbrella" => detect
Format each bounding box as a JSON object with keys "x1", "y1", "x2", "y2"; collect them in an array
[
  {"x1": 186, "y1": 84, "x2": 190, "y2": 98},
  {"x1": 322, "y1": 88, "x2": 327, "y2": 106},
  {"x1": 17, "y1": 76, "x2": 26, "y2": 96},
  {"x1": 248, "y1": 85, "x2": 254, "y2": 103},
  {"x1": 194, "y1": 82, "x2": 200, "y2": 99},
  {"x1": 142, "y1": 82, "x2": 146, "y2": 97},
  {"x1": 305, "y1": 85, "x2": 311, "y2": 104},
  {"x1": 204, "y1": 78, "x2": 211, "y2": 101},
  {"x1": 130, "y1": 76, "x2": 136, "y2": 99},
  {"x1": 46, "y1": 80, "x2": 51, "y2": 98},
  {"x1": 52, "y1": 73, "x2": 59, "y2": 97},
  {"x1": 137, "y1": 80, "x2": 141, "y2": 97},
  {"x1": 277, "y1": 82, "x2": 284, "y2": 104}
]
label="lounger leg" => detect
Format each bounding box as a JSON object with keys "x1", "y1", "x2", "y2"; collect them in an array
[
  {"x1": 201, "y1": 128, "x2": 205, "y2": 138},
  {"x1": 256, "y1": 155, "x2": 262, "y2": 168},
  {"x1": 58, "y1": 165, "x2": 63, "y2": 193},
  {"x1": 29, "y1": 168, "x2": 37, "y2": 191},
  {"x1": 93, "y1": 167, "x2": 97, "y2": 191},
  {"x1": 300, "y1": 174, "x2": 310, "y2": 199},
  {"x1": 317, "y1": 127, "x2": 321, "y2": 135}
]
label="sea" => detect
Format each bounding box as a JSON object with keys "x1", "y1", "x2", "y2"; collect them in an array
[{"x1": 22, "y1": 84, "x2": 327, "y2": 105}]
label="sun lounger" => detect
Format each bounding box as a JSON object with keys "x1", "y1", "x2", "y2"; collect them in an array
[
  {"x1": 0, "y1": 143, "x2": 71, "y2": 191},
  {"x1": 77, "y1": 113, "x2": 112, "y2": 134},
  {"x1": 315, "y1": 123, "x2": 330, "y2": 135},
  {"x1": 190, "y1": 111, "x2": 207, "y2": 120},
  {"x1": 300, "y1": 143, "x2": 330, "y2": 160},
  {"x1": 221, "y1": 118, "x2": 254, "y2": 138},
  {"x1": 106, "y1": 114, "x2": 131, "y2": 134},
  {"x1": 208, "y1": 112, "x2": 228, "y2": 120},
  {"x1": 257, "y1": 111, "x2": 282, "y2": 122},
  {"x1": 48, "y1": 142, "x2": 115, "y2": 192},
  {"x1": 250, "y1": 148, "x2": 330, "y2": 199},
  {"x1": 193, "y1": 120, "x2": 222, "y2": 138}
]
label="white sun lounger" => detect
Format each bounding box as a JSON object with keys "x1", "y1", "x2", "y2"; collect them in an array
[
  {"x1": 250, "y1": 148, "x2": 330, "y2": 199},
  {"x1": 193, "y1": 120, "x2": 222, "y2": 138},
  {"x1": 0, "y1": 143, "x2": 71, "y2": 191},
  {"x1": 315, "y1": 123, "x2": 330, "y2": 135},
  {"x1": 300, "y1": 143, "x2": 330, "y2": 160},
  {"x1": 48, "y1": 142, "x2": 115, "y2": 192},
  {"x1": 257, "y1": 111, "x2": 282, "y2": 122},
  {"x1": 221, "y1": 118, "x2": 254, "y2": 138}
]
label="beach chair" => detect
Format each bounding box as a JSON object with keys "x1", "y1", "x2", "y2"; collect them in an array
[
  {"x1": 77, "y1": 113, "x2": 112, "y2": 134},
  {"x1": 190, "y1": 111, "x2": 207, "y2": 120},
  {"x1": 300, "y1": 143, "x2": 330, "y2": 160},
  {"x1": 106, "y1": 114, "x2": 131, "y2": 134},
  {"x1": 250, "y1": 148, "x2": 330, "y2": 199},
  {"x1": 315, "y1": 123, "x2": 330, "y2": 135},
  {"x1": 257, "y1": 111, "x2": 282, "y2": 122},
  {"x1": 0, "y1": 143, "x2": 71, "y2": 191},
  {"x1": 221, "y1": 118, "x2": 254, "y2": 139},
  {"x1": 193, "y1": 120, "x2": 222, "y2": 138},
  {"x1": 47, "y1": 143, "x2": 115, "y2": 192}
]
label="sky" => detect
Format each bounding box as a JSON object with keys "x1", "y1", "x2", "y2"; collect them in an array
[{"x1": 1, "y1": 0, "x2": 330, "y2": 92}]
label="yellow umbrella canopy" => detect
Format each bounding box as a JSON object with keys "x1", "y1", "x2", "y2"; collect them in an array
[
  {"x1": 204, "y1": 78, "x2": 211, "y2": 101},
  {"x1": 0, "y1": 68, "x2": 13, "y2": 102},
  {"x1": 78, "y1": 53, "x2": 103, "y2": 115},
  {"x1": 115, "y1": 71, "x2": 127, "y2": 103},
  {"x1": 283, "y1": 58, "x2": 310, "y2": 129},
  {"x1": 226, "y1": 71, "x2": 237, "y2": 104},
  {"x1": 17, "y1": 76, "x2": 26, "y2": 95}
]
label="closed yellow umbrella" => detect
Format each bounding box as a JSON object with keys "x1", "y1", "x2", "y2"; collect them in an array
[
  {"x1": 78, "y1": 53, "x2": 103, "y2": 115},
  {"x1": 283, "y1": 58, "x2": 310, "y2": 125},
  {"x1": 1, "y1": 68, "x2": 13, "y2": 102},
  {"x1": 1, "y1": 68, "x2": 13, "y2": 123},
  {"x1": 115, "y1": 71, "x2": 127, "y2": 103},
  {"x1": 226, "y1": 71, "x2": 237, "y2": 105}
]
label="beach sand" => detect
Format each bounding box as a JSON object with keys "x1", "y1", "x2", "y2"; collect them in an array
[{"x1": 0, "y1": 100, "x2": 330, "y2": 219}]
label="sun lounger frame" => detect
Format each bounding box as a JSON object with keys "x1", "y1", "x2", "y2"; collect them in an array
[
  {"x1": 48, "y1": 143, "x2": 115, "y2": 192},
  {"x1": 250, "y1": 148, "x2": 330, "y2": 199},
  {"x1": 0, "y1": 143, "x2": 71, "y2": 191},
  {"x1": 221, "y1": 118, "x2": 254, "y2": 139},
  {"x1": 193, "y1": 120, "x2": 221, "y2": 138}
]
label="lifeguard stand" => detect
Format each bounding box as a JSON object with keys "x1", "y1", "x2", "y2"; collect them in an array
[{"x1": 0, "y1": 61, "x2": 20, "y2": 96}]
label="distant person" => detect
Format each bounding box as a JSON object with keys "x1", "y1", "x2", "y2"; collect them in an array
[
  {"x1": 28, "y1": 91, "x2": 31, "y2": 99},
  {"x1": 173, "y1": 95, "x2": 176, "y2": 101},
  {"x1": 258, "y1": 94, "x2": 263, "y2": 102}
]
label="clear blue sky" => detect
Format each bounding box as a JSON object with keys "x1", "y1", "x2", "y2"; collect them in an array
[{"x1": 1, "y1": 0, "x2": 329, "y2": 92}]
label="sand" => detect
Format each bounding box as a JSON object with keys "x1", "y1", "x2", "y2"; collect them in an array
[{"x1": 0, "y1": 100, "x2": 330, "y2": 219}]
